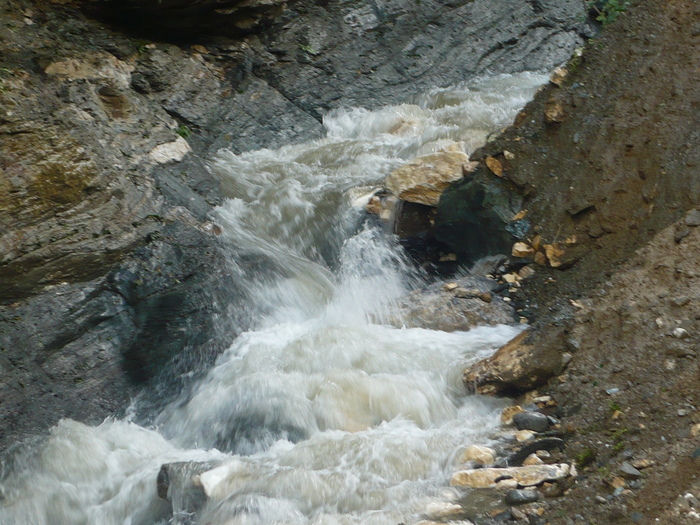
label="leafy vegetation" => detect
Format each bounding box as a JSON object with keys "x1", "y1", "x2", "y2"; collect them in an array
[
  {"x1": 589, "y1": 0, "x2": 630, "y2": 26},
  {"x1": 176, "y1": 125, "x2": 192, "y2": 139}
]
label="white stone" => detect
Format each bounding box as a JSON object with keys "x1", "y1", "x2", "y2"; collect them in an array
[
  {"x1": 149, "y1": 137, "x2": 192, "y2": 164},
  {"x1": 451, "y1": 464, "x2": 571, "y2": 489},
  {"x1": 515, "y1": 430, "x2": 536, "y2": 442},
  {"x1": 424, "y1": 501, "x2": 465, "y2": 520}
]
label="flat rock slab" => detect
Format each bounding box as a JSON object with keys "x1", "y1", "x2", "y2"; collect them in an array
[{"x1": 451, "y1": 463, "x2": 571, "y2": 489}]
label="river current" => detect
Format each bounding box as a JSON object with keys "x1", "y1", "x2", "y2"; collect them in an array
[{"x1": 0, "y1": 72, "x2": 547, "y2": 525}]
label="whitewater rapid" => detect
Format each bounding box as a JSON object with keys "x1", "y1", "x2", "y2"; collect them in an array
[{"x1": 0, "y1": 72, "x2": 546, "y2": 525}]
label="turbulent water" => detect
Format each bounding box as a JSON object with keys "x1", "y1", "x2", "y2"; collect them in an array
[{"x1": 0, "y1": 73, "x2": 547, "y2": 525}]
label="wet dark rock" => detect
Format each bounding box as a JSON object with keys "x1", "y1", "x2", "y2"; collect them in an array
[
  {"x1": 463, "y1": 328, "x2": 568, "y2": 396},
  {"x1": 513, "y1": 411, "x2": 551, "y2": 433},
  {"x1": 389, "y1": 276, "x2": 516, "y2": 332},
  {"x1": 434, "y1": 171, "x2": 523, "y2": 264},
  {"x1": 158, "y1": 461, "x2": 220, "y2": 525},
  {"x1": 506, "y1": 438, "x2": 566, "y2": 466}
]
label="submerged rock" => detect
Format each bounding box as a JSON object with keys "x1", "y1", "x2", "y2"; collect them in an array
[{"x1": 389, "y1": 276, "x2": 515, "y2": 331}]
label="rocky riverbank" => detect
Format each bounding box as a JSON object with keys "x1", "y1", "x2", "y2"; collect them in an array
[
  {"x1": 0, "y1": 0, "x2": 590, "y2": 452},
  {"x1": 2, "y1": 0, "x2": 699, "y2": 522}
]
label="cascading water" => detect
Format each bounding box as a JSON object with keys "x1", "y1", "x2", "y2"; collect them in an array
[{"x1": 0, "y1": 72, "x2": 547, "y2": 525}]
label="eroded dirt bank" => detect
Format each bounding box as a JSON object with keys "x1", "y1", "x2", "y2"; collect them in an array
[{"x1": 455, "y1": 0, "x2": 700, "y2": 522}]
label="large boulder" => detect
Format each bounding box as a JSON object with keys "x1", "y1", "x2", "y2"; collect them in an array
[
  {"x1": 433, "y1": 168, "x2": 526, "y2": 265},
  {"x1": 463, "y1": 329, "x2": 567, "y2": 396},
  {"x1": 385, "y1": 150, "x2": 477, "y2": 207}
]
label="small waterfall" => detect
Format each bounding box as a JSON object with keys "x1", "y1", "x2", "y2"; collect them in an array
[{"x1": 0, "y1": 72, "x2": 546, "y2": 525}]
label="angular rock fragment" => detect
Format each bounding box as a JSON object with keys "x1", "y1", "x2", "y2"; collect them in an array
[
  {"x1": 385, "y1": 150, "x2": 476, "y2": 206},
  {"x1": 463, "y1": 330, "x2": 565, "y2": 395},
  {"x1": 451, "y1": 464, "x2": 571, "y2": 489}
]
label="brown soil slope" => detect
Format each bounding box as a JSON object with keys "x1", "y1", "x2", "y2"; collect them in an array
[{"x1": 467, "y1": 0, "x2": 700, "y2": 523}]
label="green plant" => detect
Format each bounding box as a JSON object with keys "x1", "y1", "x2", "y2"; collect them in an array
[
  {"x1": 589, "y1": 0, "x2": 630, "y2": 26},
  {"x1": 609, "y1": 401, "x2": 622, "y2": 412},
  {"x1": 576, "y1": 447, "x2": 597, "y2": 468},
  {"x1": 298, "y1": 44, "x2": 319, "y2": 56},
  {"x1": 176, "y1": 125, "x2": 192, "y2": 139}
]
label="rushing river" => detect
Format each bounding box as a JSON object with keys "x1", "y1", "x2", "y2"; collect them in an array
[{"x1": 0, "y1": 72, "x2": 547, "y2": 525}]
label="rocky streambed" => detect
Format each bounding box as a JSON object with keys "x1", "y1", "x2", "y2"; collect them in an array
[{"x1": 2, "y1": 0, "x2": 700, "y2": 523}]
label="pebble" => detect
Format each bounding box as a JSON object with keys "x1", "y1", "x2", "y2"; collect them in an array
[
  {"x1": 672, "y1": 327, "x2": 689, "y2": 339},
  {"x1": 619, "y1": 462, "x2": 642, "y2": 480},
  {"x1": 630, "y1": 511, "x2": 645, "y2": 523},
  {"x1": 513, "y1": 411, "x2": 551, "y2": 432},
  {"x1": 595, "y1": 495, "x2": 607, "y2": 504},
  {"x1": 523, "y1": 453, "x2": 544, "y2": 466},
  {"x1": 505, "y1": 489, "x2": 539, "y2": 506},
  {"x1": 515, "y1": 430, "x2": 536, "y2": 442},
  {"x1": 678, "y1": 409, "x2": 688, "y2": 417},
  {"x1": 461, "y1": 445, "x2": 496, "y2": 466},
  {"x1": 691, "y1": 423, "x2": 700, "y2": 437},
  {"x1": 501, "y1": 405, "x2": 525, "y2": 425},
  {"x1": 671, "y1": 296, "x2": 691, "y2": 307},
  {"x1": 685, "y1": 209, "x2": 700, "y2": 227}
]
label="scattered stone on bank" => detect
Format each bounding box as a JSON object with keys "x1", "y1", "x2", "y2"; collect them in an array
[
  {"x1": 618, "y1": 462, "x2": 642, "y2": 480},
  {"x1": 513, "y1": 411, "x2": 551, "y2": 432},
  {"x1": 501, "y1": 405, "x2": 525, "y2": 425},
  {"x1": 544, "y1": 96, "x2": 566, "y2": 123},
  {"x1": 631, "y1": 459, "x2": 654, "y2": 470},
  {"x1": 384, "y1": 149, "x2": 477, "y2": 207},
  {"x1": 515, "y1": 430, "x2": 536, "y2": 442},
  {"x1": 505, "y1": 489, "x2": 539, "y2": 505},
  {"x1": 451, "y1": 463, "x2": 573, "y2": 489},
  {"x1": 550, "y1": 66, "x2": 568, "y2": 86},
  {"x1": 485, "y1": 155, "x2": 504, "y2": 177},
  {"x1": 523, "y1": 453, "x2": 544, "y2": 466},
  {"x1": 512, "y1": 242, "x2": 536, "y2": 258},
  {"x1": 685, "y1": 209, "x2": 700, "y2": 227}
]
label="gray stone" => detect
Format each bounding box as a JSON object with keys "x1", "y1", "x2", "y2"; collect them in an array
[
  {"x1": 685, "y1": 209, "x2": 700, "y2": 227},
  {"x1": 619, "y1": 462, "x2": 642, "y2": 480},
  {"x1": 504, "y1": 489, "x2": 539, "y2": 506},
  {"x1": 513, "y1": 411, "x2": 551, "y2": 433}
]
